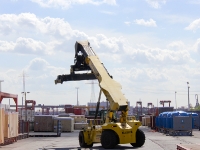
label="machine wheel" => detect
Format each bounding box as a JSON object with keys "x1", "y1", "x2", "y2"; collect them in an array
[
  {"x1": 79, "y1": 131, "x2": 93, "y2": 148},
  {"x1": 101, "y1": 130, "x2": 118, "y2": 149},
  {"x1": 131, "y1": 129, "x2": 145, "y2": 147}
]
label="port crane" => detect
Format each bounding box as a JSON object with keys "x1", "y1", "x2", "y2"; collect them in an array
[{"x1": 55, "y1": 41, "x2": 145, "y2": 149}]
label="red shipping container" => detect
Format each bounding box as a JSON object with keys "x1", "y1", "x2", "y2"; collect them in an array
[
  {"x1": 65, "y1": 107, "x2": 74, "y2": 113},
  {"x1": 65, "y1": 104, "x2": 73, "y2": 108},
  {"x1": 73, "y1": 108, "x2": 82, "y2": 115}
]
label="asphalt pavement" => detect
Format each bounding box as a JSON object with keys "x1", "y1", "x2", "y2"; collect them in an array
[{"x1": 1, "y1": 126, "x2": 200, "y2": 150}]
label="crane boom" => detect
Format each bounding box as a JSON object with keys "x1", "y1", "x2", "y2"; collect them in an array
[{"x1": 55, "y1": 41, "x2": 128, "y2": 112}]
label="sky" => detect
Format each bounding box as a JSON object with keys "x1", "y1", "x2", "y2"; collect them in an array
[{"x1": 0, "y1": 0, "x2": 200, "y2": 109}]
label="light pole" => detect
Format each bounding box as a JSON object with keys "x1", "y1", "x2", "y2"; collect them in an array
[
  {"x1": 21, "y1": 91, "x2": 30, "y2": 121},
  {"x1": 0, "y1": 80, "x2": 4, "y2": 92},
  {"x1": 22, "y1": 92, "x2": 30, "y2": 102},
  {"x1": 187, "y1": 82, "x2": 190, "y2": 111},
  {"x1": 76, "y1": 87, "x2": 79, "y2": 106},
  {"x1": 175, "y1": 91, "x2": 177, "y2": 111}
]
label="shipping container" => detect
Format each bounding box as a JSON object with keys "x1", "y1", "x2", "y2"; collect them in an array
[
  {"x1": 53, "y1": 117, "x2": 74, "y2": 132},
  {"x1": 88, "y1": 111, "x2": 101, "y2": 116},
  {"x1": 4, "y1": 112, "x2": 18, "y2": 138},
  {"x1": 0, "y1": 108, "x2": 5, "y2": 144},
  {"x1": 65, "y1": 107, "x2": 74, "y2": 113},
  {"x1": 34, "y1": 115, "x2": 54, "y2": 132},
  {"x1": 73, "y1": 108, "x2": 82, "y2": 115},
  {"x1": 74, "y1": 123, "x2": 88, "y2": 130},
  {"x1": 65, "y1": 104, "x2": 73, "y2": 108}
]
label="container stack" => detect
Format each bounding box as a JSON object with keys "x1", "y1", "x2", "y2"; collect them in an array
[
  {"x1": 155, "y1": 111, "x2": 196, "y2": 136},
  {"x1": 0, "y1": 106, "x2": 5, "y2": 144},
  {"x1": 18, "y1": 108, "x2": 34, "y2": 121},
  {"x1": 4, "y1": 112, "x2": 19, "y2": 138},
  {"x1": 142, "y1": 115, "x2": 151, "y2": 126},
  {"x1": 70, "y1": 115, "x2": 88, "y2": 130},
  {"x1": 0, "y1": 104, "x2": 19, "y2": 144},
  {"x1": 53, "y1": 117, "x2": 74, "y2": 132},
  {"x1": 34, "y1": 115, "x2": 54, "y2": 132}
]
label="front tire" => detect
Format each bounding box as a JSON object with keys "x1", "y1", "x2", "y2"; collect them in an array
[
  {"x1": 101, "y1": 130, "x2": 117, "y2": 149},
  {"x1": 79, "y1": 131, "x2": 93, "y2": 148},
  {"x1": 131, "y1": 129, "x2": 145, "y2": 147}
]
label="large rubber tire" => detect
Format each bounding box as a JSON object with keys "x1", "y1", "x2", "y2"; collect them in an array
[
  {"x1": 131, "y1": 129, "x2": 145, "y2": 147},
  {"x1": 79, "y1": 131, "x2": 93, "y2": 148},
  {"x1": 101, "y1": 130, "x2": 118, "y2": 149}
]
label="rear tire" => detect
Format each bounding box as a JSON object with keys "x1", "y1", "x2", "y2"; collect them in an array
[
  {"x1": 131, "y1": 129, "x2": 145, "y2": 147},
  {"x1": 101, "y1": 130, "x2": 117, "y2": 149},
  {"x1": 79, "y1": 131, "x2": 93, "y2": 148}
]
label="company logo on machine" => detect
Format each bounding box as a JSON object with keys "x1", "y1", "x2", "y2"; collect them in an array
[{"x1": 122, "y1": 131, "x2": 132, "y2": 134}]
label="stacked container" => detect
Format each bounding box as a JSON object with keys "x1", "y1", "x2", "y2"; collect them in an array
[
  {"x1": 34, "y1": 115, "x2": 54, "y2": 132},
  {"x1": 70, "y1": 115, "x2": 88, "y2": 130},
  {"x1": 4, "y1": 112, "x2": 18, "y2": 138},
  {"x1": 53, "y1": 117, "x2": 74, "y2": 132},
  {"x1": 187, "y1": 113, "x2": 199, "y2": 129},
  {"x1": 19, "y1": 108, "x2": 34, "y2": 122},
  {"x1": 0, "y1": 106, "x2": 5, "y2": 144},
  {"x1": 169, "y1": 111, "x2": 179, "y2": 129}
]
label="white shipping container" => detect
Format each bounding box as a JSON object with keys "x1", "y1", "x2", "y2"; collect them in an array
[
  {"x1": 18, "y1": 109, "x2": 26, "y2": 116},
  {"x1": 0, "y1": 104, "x2": 10, "y2": 111}
]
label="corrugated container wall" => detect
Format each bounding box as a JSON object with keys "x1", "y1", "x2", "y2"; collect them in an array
[
  {"x1": 0, "y1": 107, "x2": 5, "y2": 144},
  {"x1": 34, "y1": 115, "x2": 53, "y2": 132},
  {"x1": 73, "y1": 108, "x2": 82, "y2": 115},
  {"x1": 65, "y1": 108, "x2": 74, "y2": 113}
]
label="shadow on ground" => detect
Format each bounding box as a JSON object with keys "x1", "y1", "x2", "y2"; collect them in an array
[{"x1": 39, "y1": 145, "x2": 141, "y2": 150}]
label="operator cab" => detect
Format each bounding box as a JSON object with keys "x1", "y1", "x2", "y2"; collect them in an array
[{"x1": 100, "y1": 109, "x2": 118, "y2": 124}]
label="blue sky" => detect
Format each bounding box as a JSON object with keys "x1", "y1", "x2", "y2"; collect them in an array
[{"x1": 0, "y1": 0, "x2": 200, "y2": 109}]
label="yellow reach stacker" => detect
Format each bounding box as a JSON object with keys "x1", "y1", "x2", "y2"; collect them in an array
[{"x1": 55, "y1": 41, "x2": 145, "y2": 149}]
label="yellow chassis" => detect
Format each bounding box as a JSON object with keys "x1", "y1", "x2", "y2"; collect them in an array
[{"x1": 82, "y1": 119, "x2": 141, "y2": 145}]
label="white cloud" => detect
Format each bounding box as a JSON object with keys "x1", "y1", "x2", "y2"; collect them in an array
[
  {"x1": 124, "y1": 21, "x2": 131, "y2": 26},
  {"x1": 24, "y1": 58, "x2": 69, "y2": 81},
  {"x1": 0, "y1": 37, "x2": 52, "y2": 55},
  {"x1": 95, "y1": 34, "x2": 125, "y2": 52},
  {"x1": 193, "y1": 38, "x2": 200, "y2": 54},
  {"x1": 134, "y1": 19, "x2": 157, "y2": 27},
  {"x1": 26, "y1": 58, "x2": 49, "y2": 71},
  {"x1": 146, "y1": 0, "x2": 167, "y2": 9},
  {"x1": 100, "y1": 11, "x2": 115, "y2": 15},
  {"x1": 185, "y1": 18, "x2": 200, "y2": 31},
  {"x1": 31, "y1": 0, "x2": 116, "y2": 9},
  {"x1": 0, "y1": 13, "x2": 88, "y2": 40},
  {"x1": 123, "y1": 44, "x2": 192, "y2": 65},
  {"x1": 0, "y1": 40, "x2": 15, "y2": 52},
  {"x1": 167, "y1": 41, "x2": 185, "y2": 50}
]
